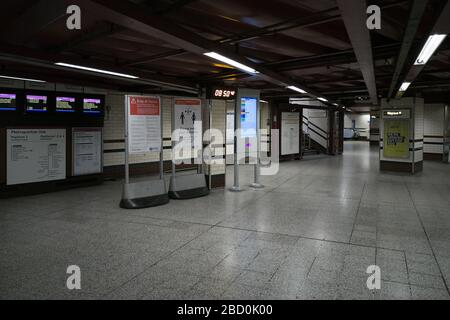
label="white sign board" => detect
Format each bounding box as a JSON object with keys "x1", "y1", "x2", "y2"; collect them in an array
[
  {"x1": 226, "y1": 112, "x2": 235, "y2": 144},
  {"x1": 127, "y1": 95, "x2": 161, "y2": 154},
  {"x1": 174, "y1": 98, "x2": 202, "y2": 150},
  {"x1": 72, "y1": 128, "x2": 103, "y2": 176},
  {"x1": 281, "y1": 112, "x2": 300, "y2": 155},
  {"x1": 7, "y1": 129, "x2": 66, "y2": 185}
]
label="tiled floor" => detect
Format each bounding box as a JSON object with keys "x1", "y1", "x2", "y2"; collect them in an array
[{"x1": 1, "y1": 141, "x2": 450, "y2": 300}]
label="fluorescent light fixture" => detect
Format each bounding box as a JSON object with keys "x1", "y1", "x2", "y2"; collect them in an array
[
  {"x1": 399, "y1": 82, "x2": 411, "y2": 92},
  {"x1": 204, "y1": 52, "x2": 259, "y2": 74},
  {"x1": 260, "y1": 100, "x2": 269, "y2": 103},
  {"x1": 55, "y1": 62, "x2": 139, "y2": 79},
  {"x1": 414, "y1": 34, "x2": 447, "y2": 65},
  {"x1": 0, "y1": 75, "x2": 46, "y2": 83},
  {"x1": 317, "y1": 97, "x2": 328, "y2": 102},
  {"x1": 287, "y1": 86, "x2": 307, "y2": 94},
  {"x1": 333, "y1": 103, "x2": 339, "y2": 106}
]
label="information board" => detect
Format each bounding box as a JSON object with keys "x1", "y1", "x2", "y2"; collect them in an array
[
  {"x1": 281, "y1": 112, "x2": 300, "y2": 155},
  {"x1": 7, "y1": 129, "x2": 66, "y2": 185},
  {"x1": 127, "y1": 95, "x2": 161, "y2": 154},
  {"x1": 174, "y1": 98, "x2": 202, "y2": 150},
  {"x1": 72, "y1": 128, "x2": 103, "y2": 176},
  {"x1": 240, "y1": 97, "x2": 257, "y2": 138}
]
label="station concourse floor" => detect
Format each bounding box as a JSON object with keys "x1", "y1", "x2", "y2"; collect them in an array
[{"x1": 1, "y1": 141, "x2": 450, "y2": 300}]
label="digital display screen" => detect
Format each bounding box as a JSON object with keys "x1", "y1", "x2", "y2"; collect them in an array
[
  {"x1": 0, "y1": 93, "x2": 17, "y2": 111},
  {"x1": 83, "y1": 98, "x2": 102, "y2": 114},
  {"x1": 26, "y1": 95, "x2": 48, "y2": 112},
  {"x1": 213, "y1": 88, "x2": 236, "y2": 99},
  {"x1": 56, "y1": 96, "x2": 76, "y2": 113},
  {"x1": 240, "y1": 97, "x2": 257, "y2": 138}
]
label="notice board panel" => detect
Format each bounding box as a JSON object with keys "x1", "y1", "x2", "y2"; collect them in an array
[
  {"x1": 72, "y1": 127, "x2": 103, "y2": 176},
  {"x1": 281, "y1": 112, "x2": 300, "y2": 155},
  {"x1": 127, "y1": 95, "x2": 161, "y2": 154},
  {"x1": 6, "y1": 128, "x2": 66, "y2": 185},
  {"x1": 174, "y1": 98, "x2": 202, "y2": 150}
]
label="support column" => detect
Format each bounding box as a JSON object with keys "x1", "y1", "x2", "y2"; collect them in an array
[
  {"x1": 370, "y1": 111, "x2": 380, "y2": 146},
  {"x1": 380, "y1": 97, "x2": 424, "y2": 174}
]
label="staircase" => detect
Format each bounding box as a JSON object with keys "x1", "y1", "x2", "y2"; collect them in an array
[
  {"x1": 302, "y1": 132, "x2": 326, "y2": 156},
  {"x1": 302, "y1": 110, "x2": 329, "y2": 156}
]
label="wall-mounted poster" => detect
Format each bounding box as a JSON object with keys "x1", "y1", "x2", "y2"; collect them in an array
[
  {"x1": 281, "y1": 112, "x2": 300, "y2": 155},
  {"x1": 383, "y1": 120, "x2": 410, "y2": 159},
  {"x1": 72, "y1": 128, "x2": 103, "y2": 176},
  {"x1": 7, "y1": 129, "x2": 66, "y2": 185},
  {"x1": 240, "y1": 97, "x2": 257, "y2": 138},
  {"x1": 174, "y1": 98, "x2": 202, "y2": 150},
  {"x1": 127, "y1": 95, "x2": 161, "y2": 154}
]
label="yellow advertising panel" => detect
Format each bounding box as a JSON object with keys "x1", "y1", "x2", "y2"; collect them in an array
[{"x1": 384, "y1": 120, "x2": 410, "y2": 158}]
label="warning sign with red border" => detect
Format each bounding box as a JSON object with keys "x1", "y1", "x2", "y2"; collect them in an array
[
  {"x1": 126, "y1": 95, "x2": 161, "y2": 154},
  {"x1": 129, "y1": 96, "x2": 160, "y2": 116}
]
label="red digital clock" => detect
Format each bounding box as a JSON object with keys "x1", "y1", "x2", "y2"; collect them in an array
[{"x1": 208, "y1": 87, "x2": 237, "y2": 100}]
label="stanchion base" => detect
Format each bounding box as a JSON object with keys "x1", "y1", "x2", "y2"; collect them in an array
[
  {"x1": 229, "y1": 186, "x2": 244, "y2": 192},
  {"x1": 169, "y1": 187, "x2": 210, "y2": 200},
  {"x1": 169, "y1": 173, "x2": 210, "y2": 200},
  {"x1": 250, "y1": 183, "x2": 265, "y2": 189},
  {"x1": 120, "y1": 194, "x2": 169, "y2": 209},
  {"x1": 120, "y1": 179, "x2": 169, "y2": 209}
]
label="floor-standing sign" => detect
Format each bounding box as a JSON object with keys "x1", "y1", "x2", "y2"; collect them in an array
[
  {"x1": 230, "y1": 89, "x2": 263, "y2": 191},
  {"x1": 120, "y1": 95, "x2": 169, "y2": 209},
  {"x1": 169, "y1": 98, "x2": 209, "y2": 199}
]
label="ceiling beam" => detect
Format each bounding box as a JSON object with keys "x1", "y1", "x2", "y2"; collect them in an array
[
  {"x1": 85, "y1": 0, "x2": 328, "y2": 101},
  {"x1": 387, "y1": 0, "x2": 428, "y2": 98},
  {"x1": 119, "y1": 1, "x2": 407, "y2": 68},
  {"x1": 267, "y1": 43, "x2": 400, "y2": 72},
  {"x1": 52, "y1": 23, "x2": 126, "y2": 53},
  {"x1": 121, "y1": 49, "x2": 187, "y2": 67},
  {"x1": 0, "y1": 0, "x2": 72, "y2": 45},
  {"x1": 0, "y1": 42, "x2": 198, "y2": 93},
  {"x1": 337, "y1": 0, "x2": 378, "y2": 105}
]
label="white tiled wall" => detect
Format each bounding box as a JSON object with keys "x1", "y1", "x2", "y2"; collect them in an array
[{"x1": 424, "y1": 103, "x2": 445, "y2": 154}]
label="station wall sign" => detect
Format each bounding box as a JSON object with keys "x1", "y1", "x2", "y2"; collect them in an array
[
  {"x1": 6, "y1": 128, "x2": 66, "y2": 185},
  {"x1": 72, "y1": 127, "x2": 103, "y2": 176}
]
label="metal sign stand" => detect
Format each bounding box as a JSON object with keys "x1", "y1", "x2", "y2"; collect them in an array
[
  {"x1": 230, "y1": 95, "x2": 243, "y2": 192},
  {"x1": 120, "y1": 95, "x2": 169, "y2": 209},
  {"x1": 250, "y1": 100, "x2": 264, "y2": 189},
  {"x1": 169, "y1": 98, "x2": 210, "y2": 199}
]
